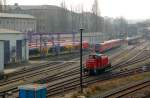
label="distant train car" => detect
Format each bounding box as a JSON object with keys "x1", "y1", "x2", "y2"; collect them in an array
[
  {"x1": 28, "y1": 40, "x2": 89, "y2": 55},
  {"x1": 82, "y1": 41, "x2": 89, "y2": 50},
  {"x1": 84, "y1": 53, "x2": 111, "y2": 75},
  {"x1": 94, "y1": 39, "x2": 122, "y2": 53},
  {"x1": 63, "y1": 41, "x2": 89, "y2": 50},
  {"x1": 126, "y1": 36, "x2": 142, "y2": 45},
  {"x1": 42, "y1": 47, "x2": 49, "y2": 54},
  {"x1": 65, "y1": 44, "x2": 73, "y2": 50},
  {"x1": 29, "y1": 47, "x2": 40, "y2": 55}
]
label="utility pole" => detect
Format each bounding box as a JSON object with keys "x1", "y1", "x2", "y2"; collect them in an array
[{"x1": 80, "y1": 28, "x2": 84, "y2": 93}]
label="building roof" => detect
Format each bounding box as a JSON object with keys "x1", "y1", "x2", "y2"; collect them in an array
[
  {"x1": 9, "y1": 5, "x2": 60, "y2": 10},
  {"x1": 0, "y1": 13, "x2": 35, "y2": 19},
  {"x1": 0, "y1": 29, "x2": 23, "y2": 34}
]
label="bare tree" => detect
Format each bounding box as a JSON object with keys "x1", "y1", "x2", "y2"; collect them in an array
[
  {"x1": 0, "y1": 0, "x2": 3, "y2": 12},
  {"x1": 92, "y1": 0, "x2": 101, "y2": 32},
  {"x1": 92, "y1": 0, "x2": 100, "y2": 16},
  {"x1": 0, "y1": 0, "x2": 7, "y2": 12},
  {"x1": 70, "y1": 5, "x2": 74, "y2": 32},
  {"x1": 60, "y1": 1, "x2": 69, "y2": 32}
]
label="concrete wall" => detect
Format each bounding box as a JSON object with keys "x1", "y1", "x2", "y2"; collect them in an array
[
  {"x1": 0, "y1": 41, "x2": 4, "y2": 74},
  {"x1": 22, "y1": 39, "x2": 29, "y2": 61}
]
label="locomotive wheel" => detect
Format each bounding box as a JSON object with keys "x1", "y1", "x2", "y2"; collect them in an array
[
  {"x1": 89, "y1": 70, "x2": 94, "y2": 75},
  {"x1": 89, "y1": 69, "x2": 98, "y2": 75},
  {"x1": 94, "y1": 69, "x2": 98, "y2": 75}
]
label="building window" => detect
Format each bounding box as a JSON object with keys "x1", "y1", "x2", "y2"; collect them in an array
[
  {"x1": 11, "y1": 20, "x2": 13, "y2": 24},
  {"x1": 7, "y1": 20, "x2": 9, "y2": 24}
]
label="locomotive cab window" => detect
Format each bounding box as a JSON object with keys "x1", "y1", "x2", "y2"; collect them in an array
[
  {"x1": 89, "y1": 55, "x2": 95, "y2": 59},
  {"x1": 95, "y1": 55, "x2": 97, "y2": 58},
  {"x1": 89, "y1": 55, "x2": 93, "y2": 59}
]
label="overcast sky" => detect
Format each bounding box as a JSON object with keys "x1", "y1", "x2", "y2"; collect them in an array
[{"x1": 7, "y1": 0, "x2": 150, "y2": 20}]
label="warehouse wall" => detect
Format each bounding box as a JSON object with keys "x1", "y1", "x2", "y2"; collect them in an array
[
  {"x1": 0, "y1": 33, "x2": 29, "y2": 63},
  {"x1": 0, "y1": 41, "x2": 4, "y2": 74},
  {"x1": 0, "y1": 34, "x2": 23, "y2": 51},
  {"x1": 0, "y1": 18, "x2": 36, "y2": 32}
]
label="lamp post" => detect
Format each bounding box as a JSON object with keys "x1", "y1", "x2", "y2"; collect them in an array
[
  {"x1": 39, "y1": 33, "x2": 42, "y2": 60},
  {"x1": 80, "y1": 28, "x2": 84, "y2": 93}
]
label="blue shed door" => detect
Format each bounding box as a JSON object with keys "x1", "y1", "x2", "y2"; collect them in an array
[
  {"x1": 4, "y1": 40, "x2": 10, "y2": 64},
  {"x1": 16, "y1": 40, "x2": 22, "y2": 61}
]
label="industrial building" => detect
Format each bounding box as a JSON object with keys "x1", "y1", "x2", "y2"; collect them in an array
[
  {"x1": 8, "y1": 5, "x2": 103, "y2": 33},
  {"x1": 0, "y1": 13, "x2": 36, "y2": 32},
  {"x1": 0, "y1": 29, "x2": 29, "y2": 75}
]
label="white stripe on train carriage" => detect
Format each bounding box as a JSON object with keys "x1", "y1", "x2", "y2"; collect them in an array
[{"x1": 47, "y1": 61, "x2": 80, "y2": 63}]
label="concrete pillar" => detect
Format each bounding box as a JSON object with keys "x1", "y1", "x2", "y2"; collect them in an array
[{"x1": 0, "y1": 41, "x2": 4, "y2": 78}]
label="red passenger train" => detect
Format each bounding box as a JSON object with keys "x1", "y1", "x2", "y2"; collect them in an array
[{"x1": 94, "y1": 39, "x2": 123, "y2": 53}]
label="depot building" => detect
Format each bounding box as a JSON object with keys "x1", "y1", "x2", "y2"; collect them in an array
[{"x1": 0, "y1": 29, "x2": 29, "y2": 75}]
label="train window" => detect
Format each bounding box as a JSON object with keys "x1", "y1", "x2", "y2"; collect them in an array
[
  {"x1": 93, "y1": 55, "x2": 96, "y2": 59},
  {"x1": 89, "y1": 55, "x2": 95, "y2": 59},
  {"x1": 95, "y1": 44, "x2": 100, "y2": 49},
  {"x1": 89, "y1": 55, "x2": 93, "y2": 59}
]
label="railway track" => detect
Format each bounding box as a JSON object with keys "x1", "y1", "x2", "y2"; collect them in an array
[
  {"x1": 5, "y1": 52, "x2": 148, "y2": 97},
  {"x1": 112, "y1": 51, "x2": 150, "y2": 70},
  {"x1": 38, "y1": 48, "x2": 150, "y2": 87},
  {"x1": 111, "y1": 42, "x2": 149, "y2": 65},
  {"x1": 110, "y1": 46, "x2": 136, "y2": 62},
  {"x1": 0, "y1": 42, "x2": 149, "y2": 97},
  {"x1": 0, "y1": 52, "x2": 149, "y2": 93},
  {"x1": 0, "y1": 41, "x2": 141, "y2": 84},
  {"x1": 0, "y1": 60, "x2": 80, "y2": 90},
  {"x1": 98, "y1": 78, "x2": 150, "y2": 98},
  {"x1": 111, "y1": 43, "x2": 150, "y2": 70},
  {"x1": 0, "y1": 51, "x2": 91, "y2": 86},
  {"x1": 1, "y1": 66, "x2": 149, "y2": 98},
  {"x1": 3, "y1": 51, "x2": 88, "y2": 78},
  {"x1": 0, "y1": 46, "x2": 127, "y2": 87},
  {"x1": 45, "y1": 44, "x2": 150, "y2": 97},
  {"x1": 46, "y1": 66, "x2": 150, "y2": 97},
  {"x1": 2, "y1": 41, "x2": 135, "y2": 81}
]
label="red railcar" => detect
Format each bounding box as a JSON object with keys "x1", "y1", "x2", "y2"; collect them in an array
[
  {"x1": 82, "y1": 41, "x2": 89, "y2": 49},
  {"x1": 84, "y1": 53, "x2": 111, "y2": 75},
  {"x1": 95, "y1": 39, "x2": 122, "y2": 53}
]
